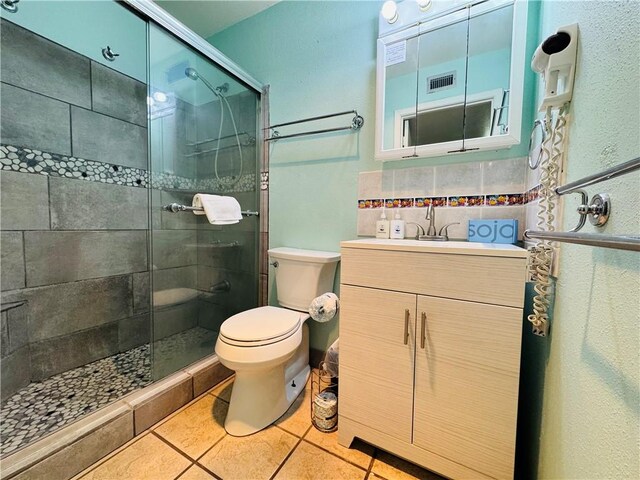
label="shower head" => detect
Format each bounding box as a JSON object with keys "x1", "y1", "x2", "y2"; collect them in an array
[
  {"x1": 184, "y1": 67, "x2": 199, "y2": 81},
  {"x1": 184, "y1": 67, "x2": 228, "y2": 97}
]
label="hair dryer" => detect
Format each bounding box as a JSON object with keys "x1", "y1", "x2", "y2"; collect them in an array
[{"x1": 531, "y1": 23, "x2": 579, "y2": 111}]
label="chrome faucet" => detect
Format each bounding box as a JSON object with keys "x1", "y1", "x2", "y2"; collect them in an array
[
  {"x1": 415, "y1": 203, "x2": 460, "y2": 241},
  {"x1": 425, "y1": 203, "x2": 437, "y2": 236}
]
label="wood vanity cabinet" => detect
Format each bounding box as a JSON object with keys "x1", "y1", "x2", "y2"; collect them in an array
[{"x1": 338, "y1": 240, "x2": 528, "y2": 480}]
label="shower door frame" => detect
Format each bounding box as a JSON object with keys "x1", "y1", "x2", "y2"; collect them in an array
[{"x1": 124, "y1": 0, "x2": 263, "y2": 92}]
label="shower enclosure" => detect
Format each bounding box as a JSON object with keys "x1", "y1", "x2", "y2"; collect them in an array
[{"x1": 0, "y1": 0, "x2": 260, "y2": 458}]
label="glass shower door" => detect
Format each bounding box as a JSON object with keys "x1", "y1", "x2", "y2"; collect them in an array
[{"x1": 148, "y1": 24, "x2": 260, "y2": 380}]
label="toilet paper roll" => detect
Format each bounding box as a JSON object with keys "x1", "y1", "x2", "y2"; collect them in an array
[
  {"x1": 312, "y1": 390, "x2": 338, "y2": 431},
  {"x1": 308, "y1": 293, "x2": 339, "y2": 323}
]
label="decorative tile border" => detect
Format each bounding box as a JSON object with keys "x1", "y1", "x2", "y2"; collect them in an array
[
  {"x1": 1, "y1": 144, "x2": 255, "y2": 193},
  {"x1": 448, "y1": 195, "x2": 485, "y2": 207},
  {"x1": 151, "y1": 171, "x2": 256, "y2": 193},
  {"x1": 414, "y1": 197, "x2": 447, "y2": 208},
  {"x1": 358, "y1": 199, "x2": 384, "y2": 209},
  {"x1": 385, "y1": 198, "x2": 414, "y2": 208},
  {"x1": 485, "y1": 193, "x2": 525, "y2": 206},
  {"x1": 359, "y1": 194, "x2": 524, "y2": 209},
  {"x1": 525, "y1": 185, "x2": 541, "y2": 204},
  {"x1": 1, "y1": 144, "x2": 148, "y2": 188},
  {"x1": 358, "y1": 189, "x2": 540, "y2": 209}
]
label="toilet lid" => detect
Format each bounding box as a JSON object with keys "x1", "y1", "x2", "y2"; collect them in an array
[{"x1": 220, "y1": 306, "x2": 302, "y2": 345}]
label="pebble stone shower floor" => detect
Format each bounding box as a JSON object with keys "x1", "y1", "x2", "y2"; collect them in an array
[
  {"x1": 0, "y1": 327, "x2": 216, "y2": 457},
  {"x1": 0, "y1": 345, "x2": 150, "y2": 457}
]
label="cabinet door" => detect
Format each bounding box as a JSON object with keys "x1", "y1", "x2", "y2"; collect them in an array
[
  {"x1": 413, "y1": 296, "x2": 522, "y2": 480},
  {"x1": 339, "y1": 285, "x2": 416, "y2": 443}
]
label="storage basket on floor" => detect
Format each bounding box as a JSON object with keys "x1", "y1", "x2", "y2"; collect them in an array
[{"x1": 310, "y1": 362, "x2": 338, "y2": 432}]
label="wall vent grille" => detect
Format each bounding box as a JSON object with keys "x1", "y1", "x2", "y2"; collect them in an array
[{"x1": 427, "y1": 72, "x2": 456, "y2": 93}]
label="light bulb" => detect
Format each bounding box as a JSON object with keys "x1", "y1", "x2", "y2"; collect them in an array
[
  {"x1": 416, "y1": 0, "x2": 432, "y2": 11},
  {"x1": 381, "y1": 0, "x2": 399, "y2": 24},
  {"x1": 153, "y1": 91, "x2": 168, "y2": 103}
]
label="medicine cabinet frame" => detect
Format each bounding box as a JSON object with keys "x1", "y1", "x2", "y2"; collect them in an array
[{"x1": 374, "y1": 0, "x2": 529, "y2": 162}]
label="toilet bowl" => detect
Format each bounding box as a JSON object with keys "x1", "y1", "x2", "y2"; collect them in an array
[{"x1": 215, "y1": 247, "x2": 340, "y2": 436}]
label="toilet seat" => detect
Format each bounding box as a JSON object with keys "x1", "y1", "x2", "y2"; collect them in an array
[{"x1": 219, "y1": 306, "x2": 306, "y2": 347}]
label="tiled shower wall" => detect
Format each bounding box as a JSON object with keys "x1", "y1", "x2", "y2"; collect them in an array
[
  {"x1": 0, "y1": 19, "x2": 151, "y2": 400},
  {"x1": 357, "y1": 156, "x2": 539, "y2": 241},
  {"x1": 0, "y1": 19, "x2": 262, "y2": 395}
]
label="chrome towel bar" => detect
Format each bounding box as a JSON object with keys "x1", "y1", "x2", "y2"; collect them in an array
[
  {"x1": 265, "y1": 109, "x2": 364, "y2": 142},
  {"x1": 162, "y1": 203, "x2": 259, "y2": 216},
  {"x1": 551, "y1": 156, "x2": 640, "y2": 232},
  {"x1": 555, "y1": 156, "x2": 640, "y2": 195},
  {"x1": 524, "y1": 230, "x2": 640, "y2": 252}
]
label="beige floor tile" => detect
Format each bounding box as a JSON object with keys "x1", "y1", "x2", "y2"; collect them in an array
[
  {"x1": 208, "y1": 376, "x2": 234, "y2": 403},
  {"x1": 178, "y1": 465, "x2": 216, "y2": 480},
  {"x1": 79, "y1": 434, "x2": 191, "y2": 480},
  {"x1": 199, "y1": 426, "x2": 297, "y2": 480},
  {"x1": 154, "y1": 394, "x2": 228, "y2": 459},
  {"x1": 274, "y1": 441, "x2": 366, "y2": 480},
  {"x1": 371, "y1": 450, "x2": 444, "y2": 480},
  {"x1": 304, "y1": 429, "x2": 374, "y2": 469},
  {"x1": 274, "y1": 388, "x2": 311, "y2": 437}
]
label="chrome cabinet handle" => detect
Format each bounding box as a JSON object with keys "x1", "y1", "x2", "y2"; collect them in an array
[
  {"x1": 404, "y1": 309, "x2": 410, "y2": 345},
  {"x1": 420, "y1": 312, "x2": 426, "y2": 349}
]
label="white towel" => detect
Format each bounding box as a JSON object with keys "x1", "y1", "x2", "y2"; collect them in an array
[
  {"x1": 192, "y1": 194, "x2": 242, "y2": 225},
  {"x1": 309, "y1": 293, "x2": 339, "y2": 323}
]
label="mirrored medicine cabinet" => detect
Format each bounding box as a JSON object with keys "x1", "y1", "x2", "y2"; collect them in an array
[{"x1": 374, "y1": 0, "x2": 530, "y2": 161}]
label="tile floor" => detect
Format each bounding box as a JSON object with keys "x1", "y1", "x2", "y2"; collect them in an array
[{"x1": 74, "y1": 376, "x2": 444, "y2": 480}]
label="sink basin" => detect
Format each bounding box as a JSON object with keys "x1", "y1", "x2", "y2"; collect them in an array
[{"x1": 340, "y1": 238, "x2": 528, "y2": 258}]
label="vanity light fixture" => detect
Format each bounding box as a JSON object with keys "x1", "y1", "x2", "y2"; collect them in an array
[
  {"x1": 416, "y1": 0, "x2": 432, "y2": 11},
  {"x1": 381, "y1": 0, "x2": 399, "y2": 24}
]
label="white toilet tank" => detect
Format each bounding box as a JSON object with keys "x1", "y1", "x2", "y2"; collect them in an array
[{"x1": 268, "y1": 247, "x2": 340, "y2": 311}]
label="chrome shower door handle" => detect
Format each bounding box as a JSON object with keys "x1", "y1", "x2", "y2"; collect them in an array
[
  {"x1": 1, "y1": 0, "x2": 20, "y2": 13},
  {"x1": 420, "y1": 312, "x2": 426, "y2": 349},
  {"x1": 102, "y1": 46, "x2": 120, "y2": 62},
  {"x1": 403, "y1": 309, "x2": 410, "y2": 345}
]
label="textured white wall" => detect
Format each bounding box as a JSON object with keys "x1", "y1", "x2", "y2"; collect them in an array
[{"x1": 536, "y1": 1, "x2": 640, "y2": 478}]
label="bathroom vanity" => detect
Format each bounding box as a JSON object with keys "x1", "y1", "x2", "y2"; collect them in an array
[{"x1": 338, "y1": 239, "x2": 527, "y2": 480}]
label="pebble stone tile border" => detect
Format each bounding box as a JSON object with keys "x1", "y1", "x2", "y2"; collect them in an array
[
  {"x1": 0, "y1": 144, "x2": 256, "y2": 193},
  {"x1": 0, "y1": 327, "x2": 217, "y2": 458},
  {"x1": 0, "y1": 144, "x2": 148, "y2": 188}
]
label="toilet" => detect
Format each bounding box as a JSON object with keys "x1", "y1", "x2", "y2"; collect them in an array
[{"x1": 215, "y1": 247, "x2": 340, "y2": 436}]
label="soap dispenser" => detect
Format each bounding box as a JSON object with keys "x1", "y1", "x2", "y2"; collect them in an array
[
  {"x1": 376, "y1": 208, "x2": 390, "y2": 239},
  {"x1": 390, "y1": 211, "x2": 405, "y2": 239}
]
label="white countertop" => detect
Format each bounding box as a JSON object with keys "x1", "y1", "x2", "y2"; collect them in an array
[{"x1": 340, "y1": 238, "x2": 528, "y2": 259}]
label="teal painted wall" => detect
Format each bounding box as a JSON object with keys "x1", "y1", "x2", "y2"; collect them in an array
[
  {"x1": 210, "y1": 0, "x2": 538, "y2": 351},
  {"x1": 210, "y1": 1, "x2": 639, "y2": 477},
  {"x1": 532, "y1": 1, "x2": 640, "y2": 478},
  {"x1": 0, "y1": 0, "x2": 147, "y2": 82}
]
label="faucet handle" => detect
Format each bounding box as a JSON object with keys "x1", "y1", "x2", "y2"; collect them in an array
[
  {"x1": 438, "y1": 222, "x2": 460, "y2": 239},
  {"x1": 406, "y1": 222, "x2": 425, "y2": 240}
]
